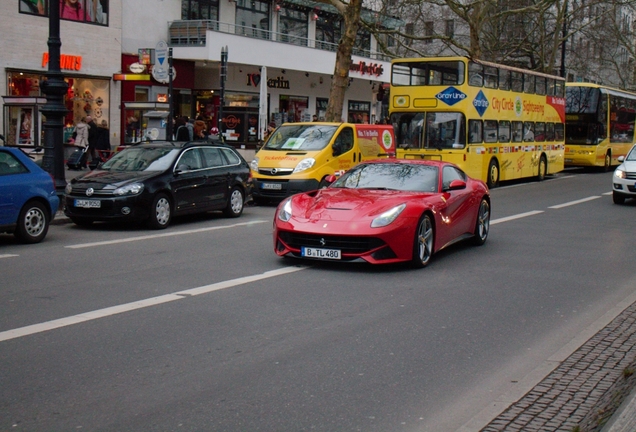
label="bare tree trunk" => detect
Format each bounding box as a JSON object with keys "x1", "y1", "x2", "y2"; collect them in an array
[{"x1": 325, "y1": 0, "x2": 362, "y2": 122}]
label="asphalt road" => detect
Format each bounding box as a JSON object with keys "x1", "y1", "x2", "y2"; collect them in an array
[{"x1": 1, "y1": 169, "x2": 635, "y2": 431}]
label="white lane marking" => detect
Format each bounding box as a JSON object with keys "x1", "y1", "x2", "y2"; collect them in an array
[
  {"x1": 0, "y1": 266, "x2": 306, "y2": 343},
  {"x1": 65, "y1": 220, "x2": 269, "y2": 249},
  {"x1": 602, "y1": 192, "x2": 612, "y2": 196},
  {"x1": 548, "y1": 196, "x2": 602, "y2": 209},
  {"x1": 0, "y1": 254, "x2": 19, "y2": 259},
  {"x1": 491, "y1": 210, "x2": 544, "y2": 225},
  {"x1": 496, "y1": 175, "x2": 576, "y2": 189}
]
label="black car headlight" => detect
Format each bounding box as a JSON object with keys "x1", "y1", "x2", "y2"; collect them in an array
[
  {"x1": 65, "y1": 183, "x2": 72, "y2": 194},
  {"x1": 114, "y1": 182, "x2": 144, "y2": 196}
]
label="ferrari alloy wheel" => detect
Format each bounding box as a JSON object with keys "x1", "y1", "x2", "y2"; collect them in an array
[
  {"x1": 15, "y1": 201, "x2": 49, "y2": 244},
  {"x1": 148, "y1": 193, "x2": 171, "y2": 229},
  {"x1": 223, "y1": 187, "x2": 244, "y2": 218},
  {"x1": 412, "y1": 214, "x2": 434, "y2": 268},
  {"x1": 472, "y1": 198, "x2": 490, "y2": 246}
]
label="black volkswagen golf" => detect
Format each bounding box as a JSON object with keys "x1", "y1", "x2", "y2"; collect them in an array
[{"x1": 64, "y1": 141, "x2": 253, "y2": 229}]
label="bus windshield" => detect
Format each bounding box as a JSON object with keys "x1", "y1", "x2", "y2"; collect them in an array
[
  {"x1": 391, "y1": 112, "x2": 466, "y2": 150},
  {"x1": 264, "y1": 124, "x2": 338, "y2": 151},
  {"x1": 392, "y1": 61, "x2": 465, "y2": 86},
  {"x1": 566, "y1": 86, "x2": 600, "y2": 114}
]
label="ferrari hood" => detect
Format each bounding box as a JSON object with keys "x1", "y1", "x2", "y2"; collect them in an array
[{"x1": 293, "y1": 188, "x2": 429, "y2": 221}]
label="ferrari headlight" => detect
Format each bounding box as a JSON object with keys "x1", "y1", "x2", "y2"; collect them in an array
[
  {"x1": 371, "y1": 203, "x2": 406, "y2": 228},
  {"x1": 278, "y1": 198, "x2": 293, "y2": 222},
  {"x1": 114, "y1": 182, "x2": 144, "y2": 196},
  {"x1": 614, "y1": 167, "x2": 626, "y2": 179},
  {"x1": 250, "y1": 158, "x2": 259, "y2": 171},
  {"x1": 293, "y1": 158, "x2": 315, "y2": 173}
]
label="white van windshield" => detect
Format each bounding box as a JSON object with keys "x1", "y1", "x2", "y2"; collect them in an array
[{"x1": 264, "y1": 125, "x2": 338, "y2": 151}]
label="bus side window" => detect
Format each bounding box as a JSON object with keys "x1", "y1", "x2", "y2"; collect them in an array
[
  {"x1": 523, "y1": 122, "x2": 535, "y2": 141},
  {"x1": 535, "y1": 122, "x2": 546, "y2": 142},
  {"x1": 469, "y1": 62, "x2": 483, "y2": 87},
  {"x1": 512, "y1": 121, "x2": 523, "y2": 142},
  {"x1": 554, "y1": 123, "x2": 564, "y2": 141},
  {"x1": 468, "y1": 120, "x2": 483, "y2": 143},
  {"x1": 499, "y1": 120, "x2": 511, "y2": 142},
  {"x1": 511, "y1": 72, "x2": 523, "y2": 92},
  {"x1": 545, "y1": 123, "x2": 555, "y2": 141},
  {"x1": 484, "y1": 120, "x2": 498, "y2": 143}
]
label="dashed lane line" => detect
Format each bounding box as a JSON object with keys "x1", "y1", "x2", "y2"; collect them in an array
[
  {"x1": 64, "y1": 220, "x2": 269, "y2": 249},
  {"x1": 0, "y1": 254, "x2": 19, "y2": 259},
  {"x1": 548, "y1": 195, "x2": 602, "y2": 209},
  {"x1": 0, "y1": 266, "x2": 306, "y2": 343}
]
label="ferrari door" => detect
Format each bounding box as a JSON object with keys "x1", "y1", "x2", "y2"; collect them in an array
[{"x1": 438, "y1": 165, "x2": 474, "y2": 241}]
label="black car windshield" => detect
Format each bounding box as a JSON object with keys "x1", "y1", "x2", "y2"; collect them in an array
[
  {"x1": 101, "y1": 147, "x2": 180, "y2": 172},
  {"x1": 331, "y1": 163, "x2": 439, "y2": 192},
  {"x1": 264, "y1": 124, "x2": 338, "y2": 151}
]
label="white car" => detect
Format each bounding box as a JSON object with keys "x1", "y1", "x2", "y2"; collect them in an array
[{"x1": 612, "y1": 144, "x2": 636, "y2": 204}]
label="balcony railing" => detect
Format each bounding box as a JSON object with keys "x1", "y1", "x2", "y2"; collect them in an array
[{"x1": 168, "y1": 20, "x2": 392, "y2": 61}]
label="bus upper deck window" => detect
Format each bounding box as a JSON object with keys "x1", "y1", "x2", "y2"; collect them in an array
[
  {"x1": 536, "y1": 77, "x2": 546, "y2": 95},
  {"x1": 499, "y1": 70, "x2": 511, "y2": 91},
  {"x1": 524, "y1": 74, "x2": 535, "y2": 93},
  {"x1": 511, "y1": 72, "x2": 523, "y2": 92},
  {"x1": 469, "y1": 62, "x2": 483, "y2": 87},
  {"x1": 484, "y1": 66, "x2": 498, "y2": 89}
]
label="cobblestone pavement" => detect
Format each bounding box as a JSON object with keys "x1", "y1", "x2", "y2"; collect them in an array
[{"x1": 481, "y1": 302, "x2": 636, "y2": 432}]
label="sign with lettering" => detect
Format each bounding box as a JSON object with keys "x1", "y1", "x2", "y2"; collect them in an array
[{"x1": 42, "y1": 53, "x2": 82, "y2": 71}]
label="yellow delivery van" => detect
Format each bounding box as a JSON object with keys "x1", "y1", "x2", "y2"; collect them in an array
[{"x1": 250, "y1": 122, "x2": 396, "y2": 202}]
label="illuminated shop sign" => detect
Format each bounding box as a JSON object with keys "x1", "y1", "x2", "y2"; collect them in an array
[
  {"x1": 41, "y1": 53, "x2": 82, "y2": 71},
  {"x1": 350, "y1": 61, "x2": 384, "y2": 77}
]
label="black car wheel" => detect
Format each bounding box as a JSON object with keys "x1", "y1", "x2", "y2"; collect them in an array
[
  {"x1": 15, "y1": 201, "x2": 49, "y2": 244},
  {"x1": 472, "y1": 198, "x2": 490, "y2": 246},
  {"x1": 147, "y1": 193, "x2": 172, "y2": 229},
  {"x1": 613, "y1": 191, "x2": 626, "y2": 205},
  {"x1": 223, "y1": 187, "x2": 244, "y2": 218},
  {"x1": 412, "y1": 214, "x2": 434, "y2": 268}
]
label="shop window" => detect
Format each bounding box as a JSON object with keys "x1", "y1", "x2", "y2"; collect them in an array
[
  {"x1": 235, "y1": 0, "x2": 269, "y2": 39},
  {"x1": 279, "y1": 7, "x2": 308, "y2": 46},
  {"x1": 21, "y1": 0, "x2": 110, "y2": 25},
  {"x1": 7, "y1": 72, "x2": 41, "y2": 97},
  {"x1": 181, "y1": 0, "x2": 219, "y2": 20},
  {"x1": 316, "y1": 14, "x2": 341, "y2": 51},
  {"x1": 316, "y1": 98, "x2": 328, "y2": 121},
  {"x1": 348, "y1": 101, "x2": 370, "y2": 124},
  {"x1": 280, "y1": 95, "x2": 309, "y2": 122}
]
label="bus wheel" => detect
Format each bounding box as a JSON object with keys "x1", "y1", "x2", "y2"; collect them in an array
[
  {"x1": 602, "y1": 152, "x2": 612, "y2": 172},
  {"x1": 487, "y1": 159, "x2": 499, "y2": 189},
  {"x1": 537, "y1": 155, "x2": 547, "y2": 181}
]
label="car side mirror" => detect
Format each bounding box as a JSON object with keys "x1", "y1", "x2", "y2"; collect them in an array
[
  {"x1": 444, "y1": 179, "x2": 466, "y2": 191},
  {"x1": 323, "y1": 175, "x2": 337, "y2": 186}
]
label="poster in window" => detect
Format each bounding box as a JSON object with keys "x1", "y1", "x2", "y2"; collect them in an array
[
  {"x1": 20, "y1": 0, "x2": 47, "y2": 15},
  {"x1": 60, "y1": 0, "x2": 89, "y2": 22},
  {"x1": 17, "y1": 108, "x2": 34, "y2": 146}
]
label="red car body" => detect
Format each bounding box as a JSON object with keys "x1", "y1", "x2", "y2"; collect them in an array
[{"x1": 273, "y1": 159, "x2": 490, "y2": 267}]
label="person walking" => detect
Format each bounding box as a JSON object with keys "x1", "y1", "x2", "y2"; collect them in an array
[
  {"x1": 86, "y1": 115, "x2": 99, "y2": 164},
  {"x1": 71, "y1": 117, "x2": 90, "y2": 169},
  {"x1": 193, "y1": 120, "x2": 208, "y2": 140}
]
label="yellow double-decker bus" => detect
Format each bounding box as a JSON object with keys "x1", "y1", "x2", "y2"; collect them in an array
[
  {"x1": 389, "y1": 56, "x2": 565, "y2": 187},
  {"x1": 565, "y1": 83, "x2": 636, "y2": 170}
]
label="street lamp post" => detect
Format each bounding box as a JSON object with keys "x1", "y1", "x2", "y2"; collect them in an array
[{"x1": 40, "y1": 0, "x2": 69, "y2": 195}]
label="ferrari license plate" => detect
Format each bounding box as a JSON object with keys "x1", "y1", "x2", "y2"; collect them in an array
[
  {"x1": 261, "y1": 182, "x2": 282, "y2": 190},
  {"x1": 301, "y1": 247, "x2": 341, "y2": 260},
  {"x1": 74, "y1": 199, "x2": 101, "y2": 208}
]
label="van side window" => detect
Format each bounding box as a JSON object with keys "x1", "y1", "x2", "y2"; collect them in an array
[{"x1": 334, "y1": 128, "x2": 354, "y2": 154}]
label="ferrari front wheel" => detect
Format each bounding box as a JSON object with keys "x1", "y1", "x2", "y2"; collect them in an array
[
  {"x1": 472, "y1": 198, "x2": 490, "y2": 246},
  {"x1": 412, "y1": 214, "x2": 434, "y2": 268}
]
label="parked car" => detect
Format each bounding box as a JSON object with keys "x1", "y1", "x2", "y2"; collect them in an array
[
  {"x1": 0, "y1": 145, "x2": 59, "y2": 243},
  {"x1": 64, "y1": 141, "x2": 253, "y2": 229},
  {"x1": 273, "y1": 159, "x2": 490, "y2": 267},
  {"x1": 612, "y1": 143, "x2": 636, "y2": 204}
]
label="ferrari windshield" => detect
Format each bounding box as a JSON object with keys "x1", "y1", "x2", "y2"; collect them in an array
[
  {"x1": 332, "y1": 163, "x2": 439, "y2": 192},
  {"x1": 101, "y1": 147, "x2": 180, "y2": 172},
  {"x1": 264, "y1": 124, "x2": 338, "y2": 151}
]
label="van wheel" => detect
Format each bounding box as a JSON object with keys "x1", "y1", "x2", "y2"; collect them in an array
[{"x1": 487, "y1": 159, "x2": 499, "y2": 189}]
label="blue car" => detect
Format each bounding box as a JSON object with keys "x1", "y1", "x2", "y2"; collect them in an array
[{"x1": 0, "y1": 145, "x2": 59, "y2": 243}]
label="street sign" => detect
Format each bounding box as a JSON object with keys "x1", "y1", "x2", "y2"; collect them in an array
[{"x1": 155, "y1": 40, "x2": 168, "y2": 69}]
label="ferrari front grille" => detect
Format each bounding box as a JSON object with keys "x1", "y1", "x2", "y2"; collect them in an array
[{"x1": 279, "y1": 231, "x2": 386, "y2": 254}]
